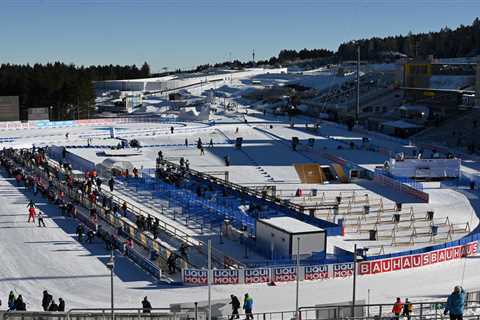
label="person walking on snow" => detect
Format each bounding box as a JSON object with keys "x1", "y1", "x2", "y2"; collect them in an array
[
  {"x1": 243, "y1": 293, "x2": 253, "y2": 320},
  {"x1": 58, "y1": 298, "x2": 65, "y2": 312},
  {"x1": 403, "y1": 298, "x2": 413, "y2": 320},
  {"x1": 444, "y1": 286, "x2": 465, "y2": 320},
  {"x1": 142, "y1": 296, "x2": 152, "y2": 313},
  {"x1": 28, "y1": 206, "x2": 36, "y2": 223},
  {"x1": 392, "y1": 297, "x2": 403, "y2": 320},
  {"x1": 185, "y1": 138, "x2": 188, "y2": 147},
  {"x1": 37, "y1": 211, "x2": 46, "y2": 227},
  {"x1": 229, "y1": 294, "x2": 241, "y2": 320}
]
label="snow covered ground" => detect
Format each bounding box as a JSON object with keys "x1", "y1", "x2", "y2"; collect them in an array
[{"x1": 2, "y1": 107, "x2": 480, "y2": 313}]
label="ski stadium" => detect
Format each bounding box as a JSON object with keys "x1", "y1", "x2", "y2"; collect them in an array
[{"x1": 1, "y1": 63, "x2": 480, "y2": 320}]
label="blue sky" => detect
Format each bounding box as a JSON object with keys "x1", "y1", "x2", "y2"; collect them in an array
[{"x1": 0, "y1": 0, "x2": 479, "y2": 72}]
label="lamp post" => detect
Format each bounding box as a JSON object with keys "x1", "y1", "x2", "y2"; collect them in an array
[
  {"x1": 351, "y1": 244, "x2": 358, "y2": 318},
  {"x1": 106, "y1": 249, "x2": 115, "y2": 316},
  {"x1": 295, "y1": 238, "x2": 301, "y2": 320}
]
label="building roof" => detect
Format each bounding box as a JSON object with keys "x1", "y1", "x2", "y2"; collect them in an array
[
  {"x1": 258, "y1": 216, "x2": 324, "y2": 234},
  {"x1": 382, "y1": 120, "x2": 423, "y2": 129}
]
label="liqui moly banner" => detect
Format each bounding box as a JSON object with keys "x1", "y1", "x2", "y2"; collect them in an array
[
  {"x1": 333, "y1": 262, "x2": 354, "y2": 278},
  {"x1": 359, "y1": 242, "x2": 478, "y2": 275},
  {"x1": 272, "y1": 266, "x2": 297, "y2": 282},
  {"x1": 304, "y1": 265, "x2": 328, "y2": 280},
  {"x1": 183, "y1": 269, "x2": 208, "y2": 285},
  {"x1": 244, "y1": 268, "x2": 270, "y2": 284},
  {"x1": 213, "y1": 269, "x2": 239, "y2": 285}
]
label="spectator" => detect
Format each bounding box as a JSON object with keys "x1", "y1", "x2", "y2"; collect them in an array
[
  {"x1": 392, "y1": 297, "x2": 403, "y2": 320},
  {"x1": 444, "y1": 286, "x2": 465, "y2": 320},
  {"x1": 142, "y1": 296, "x2": 152, "y2": 313},
  {"x1": 403, "y1": 298, "x2": 413, "y2": 320},
  {"x1": 229, "y1": 294, "x2": 241, "y2": 320},
  {"x1": 243, "y1": 293, "x2": 253, "y2": 320}
]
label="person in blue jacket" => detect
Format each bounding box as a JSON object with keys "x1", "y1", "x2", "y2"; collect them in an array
[
  {"x1": 444, "y1": 285, "x2": 465, "y2": 320},
  {"x1": 243, "y1": 293, "x2": 253, "y2": 320}
]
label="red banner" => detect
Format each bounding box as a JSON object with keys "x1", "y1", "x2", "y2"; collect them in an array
[{"x1": 359, "y1": 242, "x2": 478, "y2": 275}]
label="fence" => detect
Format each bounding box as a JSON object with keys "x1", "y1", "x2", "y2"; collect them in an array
[{"x1": 372, "y1": 172, "x2": 429, "y2": 203}]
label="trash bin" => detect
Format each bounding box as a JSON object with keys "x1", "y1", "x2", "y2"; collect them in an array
[
  {"x1": 427, "y1": 211, "x2": 434, "y2": 221},
  {"x1": 336, "y1": 196, "x2": 342, "y2": 204},
  {"x1": 396, "y1": 202, "x2": 402, "y2": 212},
  {"x1": 369, "y1": 230, "x2": 377, "y2": 240},
  {"x1": 364, "y1": 205, "x2": 370, "y2": 214},
  {"x1": 393, "y1": 213, "x2": 401, "y2": 223},
  {"x1": 312, "y1": 188, "x2": 318, "y2": 197},
  {"x1": 309, "y1": 208, "x2": 315, "y2": 217},
  {"x1": 431, "y1": 225, "x2": 438, "y2": 236}
]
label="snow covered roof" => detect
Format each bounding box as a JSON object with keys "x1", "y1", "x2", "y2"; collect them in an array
[{"x1": 258, "y1": 216, "x2": 324, "y2": 234}]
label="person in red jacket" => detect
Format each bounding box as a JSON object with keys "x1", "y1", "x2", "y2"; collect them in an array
[
  {"x1": 392, "y1": 297, "x2": 403, "y2": 320},
  {"x1": 28, "y1": 206, "x2": 36, "y2": 223}
]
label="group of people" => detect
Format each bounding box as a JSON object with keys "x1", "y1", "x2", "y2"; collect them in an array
[
  {"x1": 1, "y1": 290, "x2": 64, "y2": 312},
  {"x1": 26, "y1": 200, "x2": 47, "y2": 227},
  {"x1": 392, "y1": 286, "x2": 466, "y2": 320},
  {"x1": 229, "y1": 293, "x2": 254, "y2": 320}
]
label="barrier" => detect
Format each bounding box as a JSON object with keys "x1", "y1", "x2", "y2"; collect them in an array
[
  {"x1": 181, "y1": 262, "x2": 354, "y2": 286},
  {"x1": 373, "y1": 173, "x2": 429, "y2": 203},
  {"x1": 359, "y1": 241, "x2": 478, "y2": 275}
]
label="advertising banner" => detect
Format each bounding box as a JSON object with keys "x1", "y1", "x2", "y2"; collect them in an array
[{"x1": 213, "y1": 269, "x2": 240, "y2": 285}]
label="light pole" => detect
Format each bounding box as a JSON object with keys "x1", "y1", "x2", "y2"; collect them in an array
[
  {"x1": 106, "y1": 249, "x2": 115, "y2": 316},
  {"x1": 295, "y1": 238, "x2": 301, "y2": 320},
  {"x1": 356, "y1": 46, "x2": 360, "y2": 124},
  {"x1": 351, "y1": 244, "x2": 358, "y2": 318}
]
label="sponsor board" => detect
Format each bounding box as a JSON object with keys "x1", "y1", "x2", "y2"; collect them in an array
[
  {"x1": 244, "y1": 268, "x2": 270, "y2": 284},
  {"x1": 213, "y1": 269, "x2": 239, "y2": 285},
  {"x1": 272, "y1": 266, "x2": 296, "y2": 282},
  {"x1": 304, "y1": 265, "x2": 328, "y2": 280},
  {"x1": 333, "y1": 262, "x2": 354, "y2": 278},
  {"x1": 359, "y1": 242, "x2": 478, "y2": 275},
  {"x1": 183, "y1": 269, "x2": 208, "y2": 285}
]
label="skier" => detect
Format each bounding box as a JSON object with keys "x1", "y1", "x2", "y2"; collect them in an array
[
  {"x1": 58, "y1": 298, "x2": 65, "y2": 312},
  {"x1": 224, "y1": 155, "x2": 230, "y2": 167},
  {"x1": 108, "y1": 177, "x2": 114, "y2": 192},
  {"x1": 444, "y1": 286, "x2": 465, "y2": 320},
  {"x1": 209, "y1": 138, "x2": 214, "y2": 148},
  {"x1": 142, "y1": 296, "x2": 152, "y2": 313},
  {"x1": 392, "y1": 297, "x2": 403, "y2": 320},
  {"x1": 185, "y1": 159, "x2": 190, "y2": 171},
  {"x1": 170, "y1": 126, "x2": 174, "y2": 134},
  {"x1": 37, "y1": 211, "x2": 46, "y2": 227},
  {"x1": 28, "y1": 206, "x2": 36, "y2": 223},
  {"x1": 235, "y1": 127, "x2": 239, "y2": 134},
  {"x1": 243, "y1": 293, "x2": 253, "y2": 320},
  {"x1": 76, "y1": 224, "x2": 84, "y2": 242},
  {"x1": 200, "y1": 146, "x2": 205, "y2": 155},
  {"x1": 229, "y1": 294, "x2": 241, "y2": 320},
  {"x1": 42, "y1": 290, "x2": 53, "y2": 311}
]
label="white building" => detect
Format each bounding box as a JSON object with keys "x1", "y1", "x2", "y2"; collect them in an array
[{"x1": 256, "y1": 216, "x2": 326, "y2": 259}]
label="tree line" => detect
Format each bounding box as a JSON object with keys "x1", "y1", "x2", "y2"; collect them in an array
[
  {"x1": 0, "y1": 62, "x2": 150, "y2": 120},
  {"x1": 1, "y1": 18, "x2": 479, "y2": 120}
]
